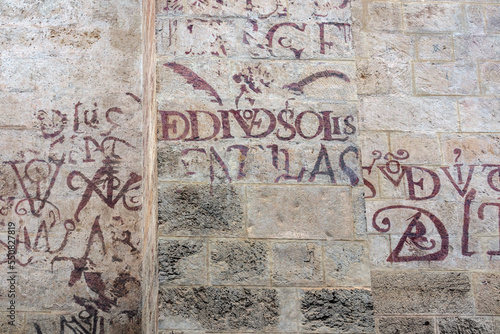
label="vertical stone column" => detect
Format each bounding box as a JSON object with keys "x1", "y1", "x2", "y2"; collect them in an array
[
  {"x1": 156, "y1": 0, "x2": 373, "y2": 332},
  {"x1": 0, "y1": 1, "x2": 144, "y2": 333}
]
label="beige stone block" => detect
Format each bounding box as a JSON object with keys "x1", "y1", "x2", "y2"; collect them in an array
[
  {"x1": 324, "y1": 241, "x2": 370, "y2": 286},
  {"x1": 359, "y1": 97, "x2": 458, "y2": 132},
  {"x1": 454, "y1": 35, "x2": 500, "y2": 61},
  {"x1": 367, "y1": 2, "x2": 402, "y2": 32},
  {"x1": 356, "y1": 59, "x2": 392, "y2": 95},
  {"x1": 372, "y1": 271, "x2": 474, "y2": 314},
  {"x1": 466, "y1": 5, "x2": 486, "y2": 34},
  {"x1": 358, "y1": 131, "x2": 389, "y2": 167},
  {"x1": 474, "y1": 273, "x2": 500, "y2": 315},
  {"x1": 158, "y1": 140, "x2": 361, "y2": 186},
  {"x1": 403, "y1": 3, "x2": 463, "y2": 33},
  {"x1": 417, "y1": 35, "x2": 454, "y2": 61},
  {"x1": 247, "y1": 185, "x2": 354, "y2": 239},
  {"x1": 156, "y1": 18, "x2": 240, "y2": 58},
  {"x1": 366, "y1": 199, "x2": 460, "y2": 235},
  {"x1": 389, "y1": 132, "x2": 442, "y2": 165},
  {"x1": 189, "y1": 0, "x2": 288, "y2": 18},
  {"x1": 242, "y1": 19, "x2": 354, "y2": 60},
  {"x1": 441, "y1": 133, "x2": 500, "y2": 165},
  {"x1": 354, "y1": 32, "x2": 414, "y2": 61},
  {"x1": 486, "y1": 5, "x2": 500, "y2": 34},
  {"x1": 367, "y1": 234, "x2": 392, "y2": 268},
  {"x1": 414, "y1": 62, "x2": 479, "y2": 95},
  {"x1": 288, "y1": 0, "x2": 352, "y2": 22},
  {"x1": 231, "y1": 61, "x2": 358, "y2": 103},
  {"x1": 271, "y1": 241, "x2": 323, "y2": 286},
  {"x1": 480, "y1": 62, "x2": 500, "y2": 95},
  {"x1": 460, "y1": 98, "x2": 500, "y2": 132},
  {"x1": 0, "y1": 1, "x2": 91, "y2": 26},
  {"x1": 157, "y1": 59, "x2": 233, "y2": 107}
]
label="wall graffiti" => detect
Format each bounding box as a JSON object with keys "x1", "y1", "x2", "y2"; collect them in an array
[
  {"x1": 363, "y1": 149, "x2": 500, "y2": 262},
  {"x1": 0, "y1": 93, "x2": 142, "y2": 332}
]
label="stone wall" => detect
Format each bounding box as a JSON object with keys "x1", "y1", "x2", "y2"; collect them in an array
[
  {"x1": 353, "y1": 0, "x2": 500, "y2": 331},
  {"x1": 1, "y1": 0, "x2": 500, "y2": 333},
  {"x1": 0, "y1": 1, "x2": 144, "y2": 333}
]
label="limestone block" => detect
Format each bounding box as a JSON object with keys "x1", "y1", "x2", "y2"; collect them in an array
[
  {"x1": 367, "y1": 2, "x2": 402, "y2": 32},
  {"x1": 210, "y1": 239, "x2": 270, "y2": 285},
  {"x1": 246, "y1": 185, "x2": 354, "y2": 239},
  {"x1": 465, "y1": 5, "x2": 486, "y2": 34},
  {"x1": 324, "y1": 241, "x2": 370, "y2": 286},
  {"x1": 288, "y1": 0, "x2": 352, "y2": 22},
  {"x1": 378, "y1": 317, "x2": 435, "y2": 334},
  {"x1": 158, "y1": 183, "x2": 245, "y2": 237},
  {"x1": 271, "y1": 242, "x2": 323, "y2": 286},
  {"x1": 359, "y1": 97, "x2": 458, "y2": 132},
  {"x1": 389, "y1": 132, "x2": 442, "y2": 165},
  {"x1": 417, "y1": 35, "x2": 454, "y2": 61},
  {"x1": 299, "y1": 288, "x2": 374, "y2": 333},
  {"x1": 459, "y1": 98, "x2": 500, "y2": 133},
  {"x1": 367, "y1": 234, "x2": 392, "y2": 268},
  {"x1": 414, "y1": 62, "x2": 479, "y2": 95},
  {"x1": 356, "y1": 59, "x2": 392, "y2": 95},
  {"x1": 156, "y1": 18, "x2": 240, "y2": 58},
  {"x1": 438, "y1": 317, "x2": 496, "y2": 333},
  {"x1": 403, "y1": 3, "x2": 463, "y2": 33},
  {"x1": 371, "y1": 271, "x2": 474, "y2": 314},
  {"x1": 454, "y1": 35, "x2": 500, "y2": 62},
  {"x1": 158, "y1": 287, "x2": 280, "y2": 331},
  {"x1": 241, "y1": 19, "x2": 354, "y2": 60},
  {"x1": 486, "y1": 5, "x2": 500, "y2": 34},
  {"x1": 441, "y1": 133, "x2": 500, "y2": 165},
  {"x1": 474, "y1": 274, "x2": 500, "y2": 315},
  {"x1": 158, "y1": 238, "x2": 207, "y2": 285},
  {"x1": 480, "y1": 62, "x2": 500, "y2": 95}
]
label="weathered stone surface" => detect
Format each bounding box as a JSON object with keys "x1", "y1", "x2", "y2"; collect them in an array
[
  {"x1": 300, "y1": 288, "x2": 374, "y2": 333},
  {"x1": 324, "y1": 241, "x2": 370, "y2": 286},
  {"x1": 414, "y1": 62, "x2": 479, "y2": 95},
  {"x1": 438, "y1": 317, "x2": 495, "y2": 334},
  {"x1": 210, "y1": 239, "x2": 270, "y2": 285},
  {"x1": 158, "y1": 238, "x2": 207, "y2": 285},
  {"x1": 378, "y1": 317, "x2": 434, "y2": 334},
  {"x1": 417, "y1": 35, "x2": 454, "y2": 61},
  {"x1": 403, "y1": 3, "x2": 463, "y2": 33},
  {"x1": 459, "y1": 98, "x2": 500, "y2": 133},
  {"x1": 486, "y1": 5, "x2": 500, "y2": 34},
  {"x1": 1, "y1": 312, "x2": 25, "y2": 334},
  {"x1": 359, "y1": 97, "x2": 458, "y2": 132},
  {"x1": 371, "y1": 271, "x2": 474, "y2": 314},
  {"x1": 474, "y1": 274, "x2": 500, "y2": 315},
  {"x1": 480, "y1": 62, "x2": 500, "y2": 95},
  {"x1": 158, "y1": 183, "x2": 245, "y2": 236},
  {"x1": 367, "y1": 2, "x2": 402, "y2": 32},
  {"x1": 158, "y1": 287, "x2": 280, "y2": 331},
  {"x1": 272, "y1": 242, "x2": 323, "y2": 286},
  {"x1": 247, "y1": 185, "x2": 354, "y2": 239}
]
